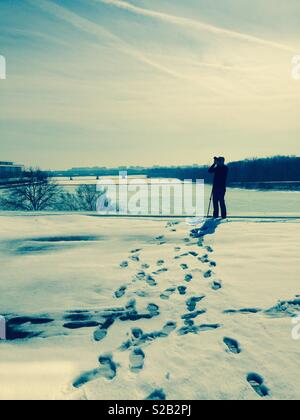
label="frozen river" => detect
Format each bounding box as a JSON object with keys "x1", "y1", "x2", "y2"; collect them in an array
[{"x1": 55, "y1": 177, "x2": 300, "y2": 217}]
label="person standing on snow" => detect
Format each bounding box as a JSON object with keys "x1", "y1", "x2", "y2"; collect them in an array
[{"x1": 208, "y1": 157, "x2": 228, "y2": 219}]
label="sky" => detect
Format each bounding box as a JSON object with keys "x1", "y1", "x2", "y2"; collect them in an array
[{"x1": 0, "y1": 0, "x2": 300, "y2": 170}]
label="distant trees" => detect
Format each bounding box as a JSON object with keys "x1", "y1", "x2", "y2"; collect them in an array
[
  {"x1": 146, "y1": 156, "x2": 300, "y2": 185},
  {"x1": 52, "y1": 156, "x2": 300, "y2": 185},
  {"x1": 226, "y1": 156, "x2": 300, "y2": 183},
  {"x1": 0, "y1": 169, "x2": 61, "y2": 211}
]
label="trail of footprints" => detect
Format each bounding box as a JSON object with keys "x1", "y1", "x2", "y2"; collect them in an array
[
  {"x1": 79, "y1": 221, "x2": 233, "y2": 397},
  {"x1": 161, "y1": 223, "x2": 270, "y2": 398},
  {"x1": 69, "y1": 225, "x2": 227, "y2": 396},
  {"x1": 81, "y1": 221, "x2": 264, "y2": 399},
  {"x1": 3, "y1": 221, "x2": 271, "y2": 399}
]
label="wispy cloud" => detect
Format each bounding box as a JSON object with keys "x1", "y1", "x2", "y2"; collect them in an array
[
  {"x1": 97, "y1": 0, "x2": 297, "y2": 53},
  {"x1": 27, "y1": 0, "x2": 227, "y2": 94},
  {"x1": 26, "y1": 0, "x2": 197, "y2": 83},
  {"x1": 4, "y1": 28, "x2": 72, "y2": 48}
]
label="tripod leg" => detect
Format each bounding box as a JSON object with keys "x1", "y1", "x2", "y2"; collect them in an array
[{"x1": 207, "y1": 191, "x2": 213, "y2": 218}]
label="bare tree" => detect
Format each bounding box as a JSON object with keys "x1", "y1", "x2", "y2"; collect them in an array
[
  {"x1": 0, "y1": 169, "x2": 61, "y2": 211},
  {"x1": 76, "y1": 185, "x2": 102, "y2": 211},
  {"x1": 58, "y1": 184, "x2": 107, "y2": 211}
]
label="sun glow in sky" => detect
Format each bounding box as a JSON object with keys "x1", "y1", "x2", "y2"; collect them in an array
[{"x1": 0, "y1": 0, "x2": 300, "y2": 169}]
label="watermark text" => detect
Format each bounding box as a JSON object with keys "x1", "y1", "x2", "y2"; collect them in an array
[
  {"x1": 0, "y1": 55, "x2": 6, "y2": 80},
  {"x1": 291, "y1": 55, "x2": 300, "y2": 80},
  {"x1": 0, "y1": 316, "x2": 6, "y2": 340},
  {"x1": 96, "y1": 172, "x2": 204, "y2": 220},
  {"x1": 292, "y1": 316, "x2": 300, "y2": 341}
]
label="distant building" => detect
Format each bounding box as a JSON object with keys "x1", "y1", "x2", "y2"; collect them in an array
[{"x1": 0, "y1": 161, "x2": 24, "y2": 179}]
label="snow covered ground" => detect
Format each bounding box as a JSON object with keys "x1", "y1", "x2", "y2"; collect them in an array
[{"x1": 0, "y1": 214, "x2": 299, "y2": 400}]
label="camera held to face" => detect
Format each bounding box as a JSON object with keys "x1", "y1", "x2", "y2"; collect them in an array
[{"x1": 214, "y1": 157, "x2": 225, "y2": 165}]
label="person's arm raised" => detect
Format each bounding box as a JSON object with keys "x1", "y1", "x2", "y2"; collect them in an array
[{"x1": 208, "y1": 158, "x2": 218, "y2": 173}]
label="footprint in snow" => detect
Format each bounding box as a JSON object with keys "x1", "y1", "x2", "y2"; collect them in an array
[
  {"x1": 63, "y1": 321, "x2": 99, "y2": 330},
  {"x1": 130, "y1": 348, "x2": 145, "y2": 373},
  {"x1": 223, "y1": 308, "x2": 262, "y2": 315},
  {"x1": 131, "y1": 328, "x2": 144, "y2": 340},
  {"x1": 73, "y1": 354, "x2": 117, "y2": 388},
  {"x1": 174, "y1": 252, "x2": 189, "y2": 260},
  {"x1": 121, "y1": 321, "x2": 177, "y2": 351},
  {"x1": 135, "y1": 290, "x2": 148, "y2": 298},
  {"x1": 156, "y1": 236, "x2": 166, "y2": 244},
  {"x1": 64, "y1": 313, "x2": 91, "y2": 322},
  {"x1": 135, "y1": 271, "x2": 146, "y2": 281},
  {"x1": 223, "y1": 337, "x2": 241, "y2": 354},
  {"x1": 94, "y1": 328, "x2": 107, "y2": 342},
  {"x1": 98, "y1": 354, "x2": 118, "y2": 380},
  {"x1": 73, "y1": 368, "x2": 102, "y2": 389},
  {"x1": 130, "y1": 255, "x2": 140, "y2": 262},
  {"x1": 141, "y1": 263, "x2": 150, "y2": 270},
  {"x1": 189, "y1": 251, "x2": 198, "y2": 257},
  {"x1": 197, "y1": 238, "x2": 204, "y2": 247},
  {"x1": 161, "y1": 321, "x2": 177, "y2": 336},
  {"x1": 186, "y1": 296, "x2": 205, "y2": 312},
  {"x1": 181, "y1": 310, "x2": 206, "y2": 321},
  {"x1": 146, "y1": 389, "x2": 166, "y2": 401},
  {"x1": 178, "y1": 286, "x2": 187, "y2": 295},
  {"x1": 147, "y1": 303, "x2": 160, "y2": 315},
  {"x1": 198, "y1": 324, "x2": 221, "y2": 332},
  {"x1": 94, "y1": 317, "x2": 115, "y2": 342},
  {"x1": 203, "y1": 270, "x2": 213, "y2": 278},
  {"x1": 125, "y1": 299, "x2": 136, "y2": 312},
  {"x1": 205, "y1": 246, "x2": 214, "y2": 253},
  {"x1": 115, "y1": 286, "x2": 127, "y2": 298},
  {"x1": 180, "y1": 264, "x2": 189, "y2": 270},
  {"x1": 247, "y1": 373, "x2": 270, "y2": 398},
  {"x1": 146, "y1": 276, "x2": 157, "y2": 287},
  {"x1": 120, "y1": 261, "x2": 129, "y2": 268},
  {"x1": 160, "y1": 288, "x2": 176, "y2": 300},
  {"x1": 199, "y1": 254, "x2": 209, "y2": 263},
  {"x1": 211, "y1": 280, "x2": 222, "y2": 291},
  {"x1": 178, "y1": 323, "x2": 221, "y2": 336},
  {"x1": 184, "y1": 274, "x2": 193, "y2": 283}
]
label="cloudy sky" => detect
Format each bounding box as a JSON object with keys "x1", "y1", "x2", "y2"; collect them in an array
[{"x1": 0, "y1": 0, "x2": 299, "y2": 169}]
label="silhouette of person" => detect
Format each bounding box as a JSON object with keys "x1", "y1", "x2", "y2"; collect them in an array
[{"x1": 208, "y1": 157, "x2": 228, "y2": 219}]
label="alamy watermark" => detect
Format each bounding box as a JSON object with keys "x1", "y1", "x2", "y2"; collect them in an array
[
  {"x1": 291, "y1": 55, "x2": 300, "y2": 80},
  {"x1": 0, "y1": 316, "x2": 6, "y2": 340},
  {"x1": 96, "y1": 172, "x2": 204, "y2": 220},
  {"x1": 291, "y1": 317, "x2": 300, "y2": 341},
  {"x1": 0, "y1": 55, "x2": 6, "y2": 80}
]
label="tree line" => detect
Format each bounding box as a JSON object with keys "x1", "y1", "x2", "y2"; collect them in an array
[
  {"x1": 146, "y1": 156, "x2": 300, "y2": 184},
  {"x1": 0, "y1": 156, "x2": 299, "y2": 211},
  {"x1": 53, "y1": 156, "x2": 300, "y2": 184}
]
